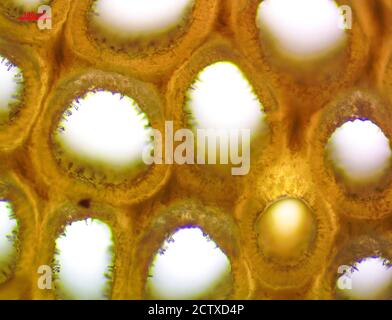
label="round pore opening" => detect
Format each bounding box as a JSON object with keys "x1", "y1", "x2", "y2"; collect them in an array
[
  {"x1": 145, "y1": 226, "x2": 232, "y2": 300},
  {"x1": 54, "y1": 218, "x2": 115, "y2": 300},
  {"x1": 326, "y1": 119, "x2": 392, "y2": 188},
  {"x1": 336, "y1": 256, "x2": 392, "y2": 300},
  {"x1": 0, "y1": 55, "x2": 24, "y2": 123},
  {"x1": 0, "y1": 200, "x2": 18, "y2": 284},
  {"x1": 256, "y1": 0, "x2": 347, "y2": 60},
  {"x1": 185, "y1": 61, "x2": 267, "y2": 170},
  {"x1": 90, "y1": 0, "x2": 195, "y2": 41},
  {"x1": 186, "y1": 61, "x2": 266, "y2": 133},
  {"x1": 54, "y1": 90, "x2": 153, "y2": 182}
]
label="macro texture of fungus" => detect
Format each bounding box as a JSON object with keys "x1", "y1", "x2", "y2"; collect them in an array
[{"x1": 0, "y1": 0, "x2": 391, "y2": 300}]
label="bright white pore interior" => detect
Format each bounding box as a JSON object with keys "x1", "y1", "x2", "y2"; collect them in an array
[
  {"x1": 91, "y1": 0, "x2": 194, "y2": 36},
  {"x1": 0, "y1": 200, "x2": 18, "y2": 285},
  {"x1": 0, "y1": 55, "x2": 23, "y2": 114},
  {"x1": 337, "y1": 257, "x2": 392, "y2": 300},
  {"x1": 0, "y1": 201, "x2": 18, "y2": 275},
  {"x1": 327, "y1": 119, "x2": 392, "y2": 183},
  {"x1": 56, "y1": 91, "x2": 152, "y2": 168},
  {"x1": 55, "y1": 219, "x2": 114, "y2": 300},
  {"x1": 146, "y1": 227, "x2": 231, "y2": 300},
  {"x1": 187, "y1": 61, "x2": 266, "y2": 133},
  {"x1": 256, "y1": 0, "x2": 346, "y2": 58}
]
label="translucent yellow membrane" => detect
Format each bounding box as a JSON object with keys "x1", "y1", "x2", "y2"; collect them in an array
[
  {"x1": 54, "y1": 218, "x2": 114, "y2": 300},
  {"x1": 90, "y1": 0, "x2": 194, "y2": 40},
  {"x1": 55, "y1": 90, "x2": 153, "y2": 170},
  {"x1": 0, "y1": 200, "x2": 18, "y2": 284},
  {"x1": 0, "y1": 55, "x2": 24, "y2": 123},
  {"x1": 326, "y1": 120, "x2": 392, "y2": 186},
  {"x1": 186, "y1": 61, "x2": 267, "y2": 163},
  {"x1": 12, "y1": 0, "x2": 50, "y2": 11},
  {"x1": 255, "y1": 198, "x2": 316, "y2": 261},
  {"x1": 336, "y1": 257, "x2": 392, "y2": 300},
  {"x1": 256, "y1": 0, "x2": 346, "y2": 60},
  {"x1": 146, "y1": 227, "x2": 232, "y2": 300}
]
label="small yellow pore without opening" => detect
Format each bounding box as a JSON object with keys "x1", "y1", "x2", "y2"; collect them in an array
[{"x1": 255, "y1": 197, "x2": 316, "y2": 262}]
